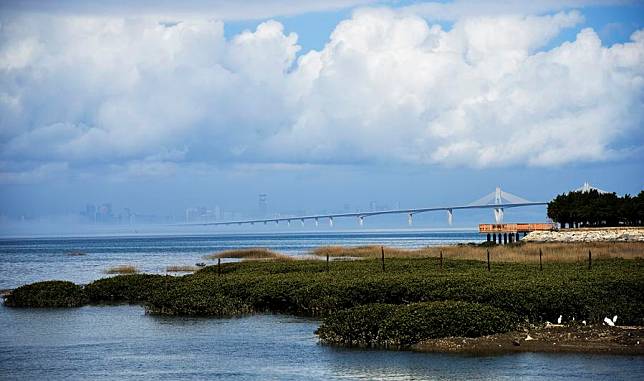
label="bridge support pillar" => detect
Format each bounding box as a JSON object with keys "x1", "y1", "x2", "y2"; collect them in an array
[
  {"x1": 503, "y1": 233, "x2": 507, "y2": 244},
  {"x1": 492, "y1": 233, "x2": 496, "y2": 244},
  {"x1": 486, "y1": 233, "x2": 491, "y2": 242}
]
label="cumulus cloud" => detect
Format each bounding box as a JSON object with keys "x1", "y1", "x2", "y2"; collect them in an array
[
  {"x1": 0, "y1": 6, "x2": 642, "y2": 183},
  {"x1": 267, "y1": 9, "x2": 642, "y2": 166}
]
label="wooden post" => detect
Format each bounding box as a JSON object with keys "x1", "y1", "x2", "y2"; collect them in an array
[
  {"x1": 439, "y1": 250, "x2": 443, "y2": 270},
  {"x1": 218, "y1": 258, "x2": 221, "y2": 276},
  {"x1": 588, "y1": 250, "x2": 592, "y2": 270},
  {"x1": 539, "y1": 248, "x2": 543, "y2": 271},
  {"x1": 487, "y1": 249, "x2": 491, "y2": 272},
  {"x1": 326, "y1": 253, "x2": 330, "y2": 272},
  {"x1": 381, "y1": 246, "x2": 385, "y2": 272}
]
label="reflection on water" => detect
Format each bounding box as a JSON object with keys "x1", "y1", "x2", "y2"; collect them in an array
[{"x1": 1, "y1": 305, "x2": 642, "y2": 380}]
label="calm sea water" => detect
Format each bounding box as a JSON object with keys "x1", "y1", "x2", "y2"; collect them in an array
[
  {"x1": 0, "y1": 306, "x2": 642, "y2": 381},
  {"x1": 0, "y1": 231, "x2": 481, "y2": 289},
  {"x1": 1, "y1": 232, "x2": 642, "y2": 380}
]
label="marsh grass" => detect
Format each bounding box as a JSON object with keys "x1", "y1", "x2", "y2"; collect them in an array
[
  {"x1": 312, "y1": 242, "x2": 644, "y2": 263},
  {"x1": 205, "y1": 248, "x2": 294, "y2": 261},
  {"x1": 166, "y1": 265, "x2": 200, "y2": 272},
  {"x1": 105, "y1": 265, "x2": 139, "y2": 274}
]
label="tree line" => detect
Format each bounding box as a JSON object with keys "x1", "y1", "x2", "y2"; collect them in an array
[{"x1": 547, "y1": 189, "x2": 644, "y2": 228}]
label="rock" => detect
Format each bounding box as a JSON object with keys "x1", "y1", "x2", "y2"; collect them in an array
[
  {"x1": 523, "y1": 228, "x2": 644, "y2": 243},
  {"x1": 512, "y1": 339, "x2": 521, "y2": 346}
]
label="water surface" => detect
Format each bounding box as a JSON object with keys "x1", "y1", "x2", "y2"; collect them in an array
[
  {"x1": 1, "y1": 305, "x2": 642, "y2": 381},
  {"x1": 0, "y1": 231, "x2": 480, "y2": 288}
]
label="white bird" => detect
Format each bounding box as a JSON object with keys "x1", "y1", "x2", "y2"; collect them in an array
[
  {"x1": 604, "y1": 317, "x2": 615, "y2": 327},
  {"x1": 613, "y1": 315, "x2": 618, "y2": 324},
  {"x1": 582, "y1": 320, "x2": 587, "y2": 325},
  {"x1": 557, "y1": 315, "x2": 562, "y2": 324}
]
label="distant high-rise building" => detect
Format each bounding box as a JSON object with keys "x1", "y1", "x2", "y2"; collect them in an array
[
  {"x1": 185, "y1": 207, "x2": 199, "y2": 223},
  {"x1": 96, "y1": 203, "x2": 114, "y2": 223},
  {"x1": 83, "y1": 204, "x2": 97, "y2": 223},
  {"x1": 258, "y1": 194, "x2": 267, "y2": 217}
]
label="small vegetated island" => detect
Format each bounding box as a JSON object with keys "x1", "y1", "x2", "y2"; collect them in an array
[{"x1": 3, "y1": 191, "x2": 644, "y2": 355}]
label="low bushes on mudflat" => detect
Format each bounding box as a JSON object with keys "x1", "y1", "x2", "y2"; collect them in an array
[
  {"x1": 316, "y1": 301, "x2": 520, "y2": 347},
  {"x1": 4, "y1": 258, "x2": 643, "y2": 328},
  {"x1": 84, "y1": 274, "x2": 172, "y2": 303},
  {"x1": 3, "y1": 281, "x2": 87, "y2": 308}
]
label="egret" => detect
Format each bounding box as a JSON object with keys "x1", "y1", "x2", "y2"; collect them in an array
[
  {"x1": 557, "y1": 315, "x2": 562, "y2": 324},
  {"x1": 603, "y1": 317, "x2": 615, "y2": 327}
]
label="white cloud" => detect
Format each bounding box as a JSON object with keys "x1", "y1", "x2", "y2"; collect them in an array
[
  {"x1": 266, "y1": 9, "x2": 642, "y2": 167},
  {"x1": 0, "y1": 7, "x2": 642, "y2": 183}
]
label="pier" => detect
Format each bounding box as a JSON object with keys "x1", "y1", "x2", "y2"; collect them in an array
[{"x1": 480, "y1": 223, "x2": 555, "y2": 244}]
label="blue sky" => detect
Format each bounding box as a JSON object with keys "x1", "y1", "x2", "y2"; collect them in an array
[
  {"x1": 227, "y1": 1, "x2": 644, "y2": 51},
  {"x1": 0, "y1": 0, "x2": 642, "y2": 233}
]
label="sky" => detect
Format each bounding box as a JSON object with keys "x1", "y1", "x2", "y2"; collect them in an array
[{"x1": 0, "y1": 0, "x2": 642, "y2": 234}]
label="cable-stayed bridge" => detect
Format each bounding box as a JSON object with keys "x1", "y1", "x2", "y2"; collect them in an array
[{"x1": 192, "y1": 186, "x2": 547, "y2": 228}]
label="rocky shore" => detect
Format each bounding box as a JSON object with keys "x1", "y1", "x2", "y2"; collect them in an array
[{"x1": 523, "y1": 227, "x2": 644, "y2": 243}]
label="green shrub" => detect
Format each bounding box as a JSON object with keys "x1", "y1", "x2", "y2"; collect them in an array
[
  {"x1": 315, "y1": 303, "x2": 397, "y2": 346},
  {"x1": 3, "y1": 281, "x2": 87, "y2": 308},
  {"x1": 85, "y1": 274, "x2": 173, "y2": 303},
  {"x1": 317, "y1": 301, "x2": 519, "y2": 347},
  {"x1": 379, "y1": 301, "x2": 519, "y2": 346},
  {"x1": 144, "y1": 281, "x2": 251, "y2": 316}
]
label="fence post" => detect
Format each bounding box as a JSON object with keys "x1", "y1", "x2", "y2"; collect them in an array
[
  {"x1": 326, "y1": 252, "x2": 330, "y2": 272},
  {"x1": 381, "y1": 246, "x2": 385, "y2": 272},
  {"x1": 539, "y1": 248, "x2": 543, "y2": 271},
  {"x1": 588, "y1": 250, "x2": 592, "y2": 270},
  {"x1": 218, "y1": 258, "x2": 221, "y2": 276},
  {"x1": 487, "y1": 249, "x2": 491, "y2": 272},
  {"x1": 440, "y1": 250, "x2": 443, "y2": 270}
]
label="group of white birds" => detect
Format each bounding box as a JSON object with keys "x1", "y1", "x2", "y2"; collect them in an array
[
  {"x1": 546, "y1": 314, "x2": 618, "y2": 327},
  {"x1": 603, "y1": 315, "x2": 618, "y2": 327}
]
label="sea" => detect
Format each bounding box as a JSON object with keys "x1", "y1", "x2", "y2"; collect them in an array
[{"x1": 1, "y1": 231, "x2": 642, "y2": 380}]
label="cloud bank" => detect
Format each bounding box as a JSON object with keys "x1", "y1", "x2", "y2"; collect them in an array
[{"x1": 0, "y1": 7, "x2": 642, "y2": 183}]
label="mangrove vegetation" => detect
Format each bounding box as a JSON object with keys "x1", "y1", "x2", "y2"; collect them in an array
[{"x1": 3, "y1": 247, "x2": 644, "y2": 348}]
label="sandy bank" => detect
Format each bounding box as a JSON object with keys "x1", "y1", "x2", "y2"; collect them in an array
[{"x1": 413, "y1": 325, "x2": 644, "y2": 355}]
